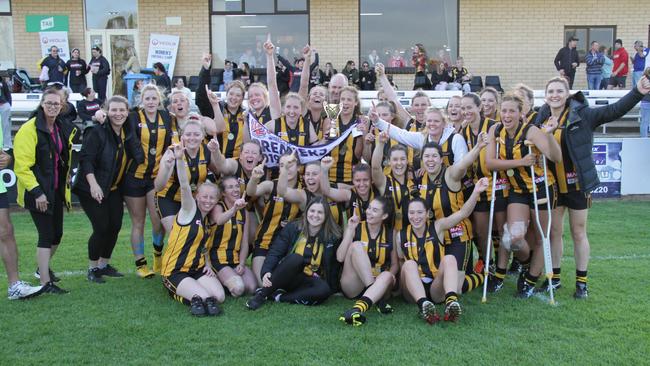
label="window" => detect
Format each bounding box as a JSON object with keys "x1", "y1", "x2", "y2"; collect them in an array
[
  {"x1": 0, "y1": 0, "x2": 10, "y2": 14},
  {"x1": 564, "y1": 26, "x2": 616, "y2": 61},
  {"x1": 360, "y1": 0, "x2": 458, "y2": 70},
  {"x1": 210, "y1": 0, "x2": 309, "y2": 69},
  {"x1": 85, "y1": 0, "x2": 138, "y2": 29}
]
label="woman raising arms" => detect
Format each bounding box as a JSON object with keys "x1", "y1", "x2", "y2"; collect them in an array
[
  {"x1": 338, "y1": 197, "x2": 399, "y2": 326},
  {"x1": 160, "y1": 143, "x2": 224, "y2": 316},
  {"x1": 485, "y1": 94, "x2": 562, "y2": 298}
]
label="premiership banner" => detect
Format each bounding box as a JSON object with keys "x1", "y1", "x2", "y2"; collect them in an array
[
  {"x1": 146, "y1": 34, "x2": 180, "y2": 77},
  {"x1": 592, "y1": 141, "x2": 622, "y2": 198},
  {"x1": 248, "y1": 114, "x2": 357, "y2": 167}
]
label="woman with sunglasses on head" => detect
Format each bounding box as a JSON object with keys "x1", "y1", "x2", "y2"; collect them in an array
[
  {"x1": 533, "y1": 75, "x2": 650, "y2": 299},
  {"x1": 74, "y1": 96, "x2": 141, "y2": 283},
  {"x1": 14, "y1": 88, "x2": 77, "y2": 293}
]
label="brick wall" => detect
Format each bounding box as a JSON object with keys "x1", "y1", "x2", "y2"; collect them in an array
[
  {"x1": 137, "y1": 0, "x2": 209, "y2": 78},
  {"x1": 458, "y1": 0, "x2": 649, "y2": 90},
  {"x1": 12, "y1": 0, "x2": 85, "y2": 76},
  {"x1": 309, "y1": 0, "x2": 359, "y2": 71}
]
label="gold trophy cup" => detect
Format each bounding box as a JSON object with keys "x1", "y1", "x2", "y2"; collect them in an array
[{"x1": 323, "y1": 102, "x2": 342, "y2": 139}]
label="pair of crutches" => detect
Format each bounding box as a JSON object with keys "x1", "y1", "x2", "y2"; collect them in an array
[{"x1": 481, "y1": 139, "x2": 554, "y2": 305}]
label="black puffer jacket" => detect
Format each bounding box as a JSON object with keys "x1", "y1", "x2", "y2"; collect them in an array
[
  {"x1": 535, "y1": 87, "x2": 645, "y2": 193},
  {"x1": 262, "y1": 221, "x2": 342, "y2": 293}
]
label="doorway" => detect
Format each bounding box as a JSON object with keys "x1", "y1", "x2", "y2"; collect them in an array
[{"x1": 85, "y1": 29, "x2": 140, "y2": 97}]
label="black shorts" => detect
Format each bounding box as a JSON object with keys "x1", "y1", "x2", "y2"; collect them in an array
[
  {"x1": 155, "y1": 195, "x2": 181, "y2": 218},
  {"x1": 253, "y1": 247, "x2": 268, "y2": 257},
  {"x1": 121, "y1": 174, "x2": 154, "y2": 198},
  {"x1": 162, "y1": 269, "x2": 205, "y2": 293},
  {"x1": 444, "y1": 240, "x2": 471, "y2": 271},
  {"x1": 214, "y1": 263, "x2": 238, "y2": 271},
  {"x1": 557, "y1": 191, "x2": 592, "y2": 210},
  {"x1": 508, "y1": 185, "x2": 557, "y2": 210},
  {"x1": 421, "y1": 279, "x2": 434, "y2": 301},
  {"x1": 0, "y1": 192, "x2": 8, "y2": 209},
  {"x1": 474, "y1": 196, "x2": 507, "y2": 212},
  {"x1": 609, "y1": 76, "x2": 626, "y2": 88}
]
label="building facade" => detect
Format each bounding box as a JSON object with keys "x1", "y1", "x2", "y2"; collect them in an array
[{"x1": 1, "y1": 0, "x2": 648, "y2": 93}]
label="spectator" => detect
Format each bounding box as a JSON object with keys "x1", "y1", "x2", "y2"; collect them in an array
[
  {"x1": 239, "y1": 62, "x2": 252, "y2": 88},
  {"x1": 239, "y1": 48, "x2": 257, "y2": 68},
  {"x1": 328, "y1": 73, "x2": 348, "y2": 104},
  {"x1": 171, "y1": 77, "x2": 193, "y2": 108},
  {"x1": 430, "y1": 61, "x2": 451, "y2": 90},
  {"x1": 609, "y1": 39, "x2": 629, "y2": 89},
  {"x1": 123, "y1": 46, "x2": 141, "y2": 74},
  {"x1": 436, "y1": 48, "x2": 452, "y2": 69},
  {"x1": 554, "y1": 36, "x2": 580, "y2": 88},
  {"x1": 322, "y1": 62, "x2": 337, "y2": 86},
  {"x1": 0, "y1": 76, "x2": 11, "y2": 150},
  {"x1": 342, "y1": 60, "x2": 359, "y2": 87},
  {"x1": 275, "y1": 62, "x2": 290, "y2": 97},
  {"x1": 368, "y1": 49, "x2": 380, "y2": 67},
  {"x1": 412, "y1": 43, "x2": 431, "y2": 90},
  {"x1": 88, "y1": 47, "x2": 110, "y2": 101},
  {"x1": 57, "y1": 86, "x2": 78, "y2": 125},
  {"x1": 585, "y1": 41, "x2": 604, "y2": 90},
  {"x1": 277, "y1": 46, "x2": 318, "y2": 93},
  {"x1": 255, "y1": 41, "x2": 264, "y2": 67},
  {"x1": 309, "y1": 64, "x2": 326, "y2": 89},
  {"x1": 631, "y1": 40, "x2": 649, "y2": 86},
  {"x1": 641, "y1": 55, "x2": 650, "y2": 137},
  {"x1": 40, "y1": 46, "x2": 67, "y2": 84},
  {"x1": 132, "y1": 79, "x2": 145, "y2": 107},
  {"x1": 387, "y1": 50, "x2": 405, "y2": 68},
  {"x1": 358, "y1": 61, "x2": 376, "y2": 91},
  {"x1": 152, "y1": 62, "x2": 171, "y2": 94},
  {"x1": 218, "y1": 60, "x2": 240, "y2": 91},
  {"x1": 600, "y1": 46, "x2": 613, "y2": 90},
  {"x1": 66, "y1": 48, "x2": 88, "y2": 93},
  {"x1": 449, "y1": 57, "x2": 472, "y2": 93},
  {"x1": 76, "y1": 87, "x2": 103, "y2": 126}
]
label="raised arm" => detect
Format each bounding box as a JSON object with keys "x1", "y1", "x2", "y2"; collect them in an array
[
  {"x1": 584, "y1": 79, "x2": 650, "y2": 129},
  {"x1": 435, "y1": 178, "x2": 488, "y2": 237},
  {"x1": 246, "y1": 157, "x2": 272, "y2": 199},
  {"x1": 336, "y1": 214, "x2": 359, "y2": 262},
  {"x1": 173, "y1": 143, "x2": 197, "y2": 225},
  {"x1": 371, "y1": 130, "x2": 388, "y2": 195},
  {"x1": 525, "y1": 124, "x2": 562, "y2": 163},
  {"x1": 196, "y1": 54, "x2": 214, "y2": 118},
  {"x1": 207, "y1": 137, "x2": 237, "y2": 175},
  {"x1": 264, "y1": 35, "x2": 282, "y2": 120},
  {"x1": 153, "y1": 148, "x2": 176, "y2": 192},
  {"x1": 371, "y1": 115, "x2": 424, "y2": 150},
  {"x1": 297, "y1": 45, "x2": 312, "y2": 102},
  {"x1": 376, "y1": 63, "x2": 411, "y2": 122},
  {"x1": 319, "y1": 156, "x2": 352, "y2": 202},
  {"x1": 203, "y1": 85, "x2": 225, "y2": 135},
  {"x1": 447, "y1": 131, "x2": 486, "y2": 182}
]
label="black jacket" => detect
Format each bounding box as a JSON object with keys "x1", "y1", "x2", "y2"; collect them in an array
[
  {"x1": 77, "y1": 99, "x2": 103, "y2": 122},
  {"x1": 535, "y1": 87, "x2": 645, "y2": 193},
  {"x1": 89, "y1": 56, "x2": 111, "y2": 80},
  {"x1": 195, "y1": 66, "x2": 213, "y2": 119},
  {"x1": 554, "y1": 46, "x2": 580, "y2": 73},
  {"x1": 262, "y1": 221, "x2": 341, "y2": 292},
  {"x1": 359, "y1": 69, "x2": 376, "y2": 91},
  {"x1": 74, "y1": 122, "x2": 142, "y2": 196},
  {"x1": 66, "y1": 58, "x2": 88, "y2": 86}
]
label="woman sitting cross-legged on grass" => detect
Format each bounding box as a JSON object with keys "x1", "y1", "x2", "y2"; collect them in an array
[
  {"x1": 208, "y1": 176, "x2": 257, "y2": 298},
  {"x1": 160, "y1": 142, "x2": 225, "y2": 317},
  {"x1": 246, "y1": 195, "x2": 342, "y2": 310},
  {"x1": 397, "y1": 178, "x2": 488, "y2": 324},
  {"x1": 338, "y1": 196, "x2": 399, "y2": 326},
  {"x1": 74, "y1": 96, "x2": 142, "y2": 284}
]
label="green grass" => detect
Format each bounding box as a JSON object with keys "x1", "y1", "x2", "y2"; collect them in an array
[{"x1": 1, "y1": 201, "x2": 649, "y2": 365}]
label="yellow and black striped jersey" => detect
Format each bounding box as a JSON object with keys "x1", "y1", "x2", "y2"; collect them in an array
[
  {"x1": 347, "y1": 186, "x2": 380, "y2": 222},
  {"x1": 273, "y1": 116, "x2": 310, "y2": 146},
  {"x1": 400, "y1": 224, "x2": 444, "y2": 279},
  {"x1": 292, "y1": 234, "x2": 324, "y2": 277},
  {"x1": 254, "y1": 180, "x2": 303, "y2": 251},
  {"x1": 328, "y1": 116, "x2": 360, "y2": 184},
  {"x1": 157, "y1": 144, "x2": 211, "y2": 201},
  {"x1": 110, "y1": 128, "x2": 128, "y2": 191},
  {"x1": 129, "y1": 109, "x2": 179, "y2": 180},
  {"x1": 219, "y1": 103, "x2": 246, "y2": 159},
  {"x1": 209, "y1": 202, "x2": 245, "y2": 266},
  {"x1": 383, "y1": 173, "x2": 416, "y2": 232},
  {"x1": 161, "y1": 206, "x2": 211, "y2": 276},
  {"x1": 355, "y1": 222, "x2": 393, "y2": 276},
  {"x1": 545, "y1": 108, "x2": 578, "y2": 194}
]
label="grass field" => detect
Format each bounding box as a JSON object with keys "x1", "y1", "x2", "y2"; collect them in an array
[{"x1": 1, "y1": 200, "x2": 649, "y2": 365}]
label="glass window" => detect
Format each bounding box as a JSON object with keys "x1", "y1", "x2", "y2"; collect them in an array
[
  {"x1": 565, "y1": 26, "x2": 615, "y2": 61},
  {"x1": 0, "y1": 17, "x2": 14, "y2": 68},
  {"x1": 211, "y1": 14, "x2": 308, "y2": 68},
  {"x1": 85, "y1": 0, "x2": 138, "y2": 29},
  {"x1": 212, "y1": 0, "x2": 242, "y2": 12},
  {"x1": 360, "y1": 0, "x2": 458, "y2": 69},
  {"x1": 0, "y1": 0, "x2": 10, "y2": 14},
  {"x1": 277, "y1": 0, "x2": 307, "y2": 12},
  {"x1": 245, "y1": 0, "x2": 274, "y2": 13}
]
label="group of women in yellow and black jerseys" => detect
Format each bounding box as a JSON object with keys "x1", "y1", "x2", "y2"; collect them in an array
[{"x1": 24, "y1": 37, "x2": 650, "y2": 320}]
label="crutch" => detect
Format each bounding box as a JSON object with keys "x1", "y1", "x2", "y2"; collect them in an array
[
  {"x1": 526, "y1": 141, "x2": 555, "y2": 305},
  {"x1": 481, "y1": 139, "x2": 500, "y2": 303}
]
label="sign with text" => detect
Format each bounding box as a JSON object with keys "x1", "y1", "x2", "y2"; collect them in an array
[
  {"x1": 592, "y1": 142, "x2": 622, "y2": 198},
  {"x1": 26, "y1": 15, "x2": 69, "y2": 32},
  {"x1": 39, "y1": 31, "x2": 70, "y2": 62},
  {"x1": 146, "y1": 34, "x2": 180, "y2": 77}
]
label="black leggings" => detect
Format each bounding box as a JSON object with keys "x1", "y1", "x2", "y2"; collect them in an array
[
  {"x1": 30, "y1": 193, "x2": 64, "y2": 249},
  {"x1": 78, "y1": 190, "x2": 124, "y2": 261},
  {"x1": 261, "y1": 253, "x2": 331, "y2": 305}
]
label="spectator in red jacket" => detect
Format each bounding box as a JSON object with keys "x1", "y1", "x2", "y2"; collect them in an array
[{"x1": 609, "y1": 39, "x2": 629, "y2": 89}]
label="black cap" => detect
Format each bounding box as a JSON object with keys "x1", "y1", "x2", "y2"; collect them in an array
[{"x1": 569, "y1": 36, "x2": 579, "y2": 42}]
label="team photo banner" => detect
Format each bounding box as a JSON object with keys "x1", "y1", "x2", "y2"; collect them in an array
[{"x1": 248, "y1": 114, "x2": 357, "y2": 167}]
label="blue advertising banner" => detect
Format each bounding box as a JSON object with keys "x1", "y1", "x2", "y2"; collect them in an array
[{"x1": 591, "y1": 142, "x2": 622, "y2": 198}]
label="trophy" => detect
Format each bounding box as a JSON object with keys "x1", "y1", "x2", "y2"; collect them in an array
[{"x1": 323, "y1": 101, "x2": 342, "y2": 139}]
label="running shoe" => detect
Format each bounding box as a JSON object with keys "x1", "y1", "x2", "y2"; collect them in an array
[
  {"x1": 205, "y1": 297, "x2": 223, "y2": 316},
  {"x1": 42, "y1": 281, "x2": 69, "y2": 294},
  {"x1": 535, "y1": 278, "x2": 561, "y2": 293},
  {"x1": 515, "y1": 280, "x2": 535, "y2": 299},
  {"x1": 486, "y1": 276, "x2": 504, "y2": 293},
  {"x1": 376, "y1": 299, "x2": 394, "y2": 314},
  {"x1": 190, "y1": 295, "x2": 207, "y2": 316},
  {"x1": 35, "y1": 268, "x2": 60, "y2": 282},
  {"x1": 574, "y1": 282, "x2": 588, "y2": 300},
  {"x1": 420, "y1": 300, "x2": 440, "y2": 324},
  {"x1": 7, "y1": 281, "x2": 43, "y2": 300},
  {"x1": 508, "y1": 258, "x2": 522, "y2": 275},
  {"x1": 444, "y1": 301, "x2": 462, "y2": 322},
  {"x1": 87, "y1": 268, "x2": 105, "y2": 284},
  {"x1": 246, "y1": 292, "x2": 266, "y2": 310},
  {"x1": 340, "y1": 308, "x2": 366, "y2": 326},
  {"x1": 136, "y1": 265, "x2": 155, "y2": 279},
  {"x1": 100, "y1": 264, "x2": 124, "y2": 278}
]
